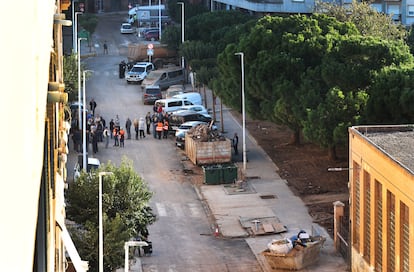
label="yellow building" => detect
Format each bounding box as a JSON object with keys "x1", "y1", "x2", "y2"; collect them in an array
[
  {"x1": 349, "y1": 125, "x2": 414, "y2": 272},
  {"x1": 0, "y1": 1, "x2": 87, "y2": 271}
]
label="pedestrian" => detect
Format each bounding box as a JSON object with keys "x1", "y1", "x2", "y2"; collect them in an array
[
  {"x1": 145, "y1": 112, "x2": 152, "y2": 135},
  {"x1": 103, "y1": 41, "x2": 108, "y2": 54},
  {"x1": 232, "y1": 133, "x2": 239, "y2": 155},
  {"x1": 163, "y1": 119, "x2": 169, "y2": 139},
  {"x1": 133, "y1": 118, "x2": 139, "y2": 140},
  {"x1": 91, "y1": 131, "x2": 98, "y2": 154},
  {"x1": 138, "y1": 117, "x2": 145, "y2": 139},
  {"x1": 125, "y1": 117, "x2": 132, "y2": 139},
  {"x1": 114, "y1": 114, "x2": 120, "y2": 129},
  {"x1": 113, "y1": 127, "x2": 119, "y2": 146},
  {"x1": 109, "y1": 119, "x2": 114, "y2": 139},
  {"x1": 103, "y1": 126, "x2": 110, "y2": 148},
  {"x1": 89, "y1": 98, "x2": 97, "y2": 116},
  {"x1": 152, "y1": 113, "x2": 158, "y2": 138},
  {"x1": 156, "y1": 120, "x2": 163, "y2": 140},
  {"x1": 119, "y1": 128, "x2": 125, "y2": 147}
]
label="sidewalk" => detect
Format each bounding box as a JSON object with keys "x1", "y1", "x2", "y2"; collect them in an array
[{"x1": 193, "y1": 90, "x2": 349, "y2": 271}]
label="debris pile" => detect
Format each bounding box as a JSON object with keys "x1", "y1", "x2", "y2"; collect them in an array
[{"x1": 187, "y1": 123, "x2": 225, "y2": 142}]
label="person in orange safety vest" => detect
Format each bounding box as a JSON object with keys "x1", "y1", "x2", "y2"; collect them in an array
[
  {"x1": 156, "y1": 120, "x2": 163, "y2": 140},
  {"x1": 163, "y1": 120, "x2": 169, "y2": 139}
]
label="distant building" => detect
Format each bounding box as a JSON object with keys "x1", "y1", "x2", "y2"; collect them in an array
[
  {"x1": 349, "y1": 125, "x2": 414, "y2": 272},
  {"x1": 211, "y1": 0, "x2": 414, "y2": 25}
]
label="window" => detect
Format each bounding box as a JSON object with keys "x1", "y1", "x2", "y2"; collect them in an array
[
  {"x1": 400, "y1": 202, "x2": 409, "y2": 272},
  {"x1": 168, "y1": 101, "x2": 182, "y2": 107},
  {"x1": 363, "y1": 171, "x2": 371, "y2": 262},
  {"x1": 408, "y1": 5, "x2": 414, "y2": 16},
  {"x1": 387, "y1": 191, "x2": 395, "y2": 272},
  {"x1": 375, "y1": 180, "x2": 383, "y2": 271}
]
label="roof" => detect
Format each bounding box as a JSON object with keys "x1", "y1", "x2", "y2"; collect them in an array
[{"x1": 351, "y1": 125, "x2": 414, "y2": 173}]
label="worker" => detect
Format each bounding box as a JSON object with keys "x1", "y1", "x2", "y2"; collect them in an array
[
  {"x1": 156, "y1": 120, "x2": 163, "y2": 140},
  {"x1": 163, "y1": 119, "x2": 169, "y2": 139}
]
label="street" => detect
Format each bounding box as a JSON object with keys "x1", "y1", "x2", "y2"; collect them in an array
[{"x1": 68, "y1": 12, "x2": 261, "y2": 272}]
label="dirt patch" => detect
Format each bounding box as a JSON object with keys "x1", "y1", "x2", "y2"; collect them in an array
[{"x1": 241, "y1": 113, "x2": 349, "y2": 238}]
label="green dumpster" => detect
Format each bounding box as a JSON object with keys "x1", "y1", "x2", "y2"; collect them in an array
[
  {"x1": 202, "y1": 164, "x2": 222, "y2": 185},
  {"x1": 222, "y1": 163, "x2": 238, "y2": 184}
]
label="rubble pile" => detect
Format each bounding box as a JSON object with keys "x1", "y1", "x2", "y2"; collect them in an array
[{"x1": 187, "y1": 124, "x2": 226, "y2": 142}]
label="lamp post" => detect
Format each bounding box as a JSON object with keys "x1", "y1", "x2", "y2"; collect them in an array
[
  {"x1": 74, "y1": 11, "x2": 83, "y2": 53},
  {"x1": 99, "y1": 172, "x2": 113, "y2": 272},
  {"x1": 158, "y1": 0, "x2": 162, "y2": 40},
  {"x1": 77, "y1": 37, "x2": 87, "y2": 130},
  {"x1": 177, "y1": 2, "x2": 185, "y2": 68},
  {"x1": 82, "y1": 70, "x2": 93, "y2": 171},
  {"x1": 235, "y1": 52, "x2": 247, "y2": 173}
]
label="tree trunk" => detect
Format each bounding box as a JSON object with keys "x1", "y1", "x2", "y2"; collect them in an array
[
  {"x1": 289, "y1": 130, "x2": 300, "y2": 145},
  {"x1": 328, "y1": 145, "x2": 337, "y2": 161}
]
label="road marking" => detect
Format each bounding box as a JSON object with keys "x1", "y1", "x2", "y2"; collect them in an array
[
  {"x1": 188, "y1": 203, "x2": 201, "y2": 217},
  {"x1": 155, "y1": 202, "x2": 167, "y2": 216},
  {"x1": 154, "y1": 202, "x2": 204, "y2": 218},
  {"x1": 172, "y1": 203, "x2": 184, "y2": 217}
]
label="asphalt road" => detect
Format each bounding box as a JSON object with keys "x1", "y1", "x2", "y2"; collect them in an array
[{"x1": 67, "y1": 12, "x2": 261, "y2": 272}]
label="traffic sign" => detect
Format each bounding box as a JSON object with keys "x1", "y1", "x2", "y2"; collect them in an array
[
  {"x1": 147, "y1": 49, "x2": 154, "y2": 56},
  {"x1": 148, "y1": 43, "x2": 153, "y2": 49}
]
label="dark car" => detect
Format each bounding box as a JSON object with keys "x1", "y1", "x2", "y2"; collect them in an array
[
  {"x1": 168, "y1": 110, "x2": 212, "y2": 131},
  {"x1": 142, "y1": 86, "x2": 162, "y2": 105},
  {"x1": 144, "y1": 30, "x2": 159, "y2": 41}
]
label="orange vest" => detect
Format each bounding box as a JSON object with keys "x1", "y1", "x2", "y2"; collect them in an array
[
  {"x1": 156, "y1": 122, "x2": 163, "y2": 132},
  {"x1": 163, "y1": 121, "x2": 169, "y2": 131}
]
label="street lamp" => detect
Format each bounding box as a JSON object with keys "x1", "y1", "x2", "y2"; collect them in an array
[
  {"x1": 158, "y1": 0, "x2": 162, "y2": 40},
  {"x1": 82, "y1": 70, "x2": 93, "y2": 170},
  {"x1": 77, "y1": 37, "x2": 87, "y2": 130},
  {"x1": 74, "y1": 11, "x2": 83, "y2": 53},
  {"x1": 235, "y1": 52, "x2": 247, "y2": 173},
  {"x1": 99, "y1": 172, "x2": 113, "y2": 272},
  {"x1": 177, "y1": 2, "x2": 185, "y2": 68}
]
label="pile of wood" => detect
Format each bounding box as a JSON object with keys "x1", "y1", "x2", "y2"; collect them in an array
[{"x1": 187, "y1": 123, "x2": 225, "y2": 142}]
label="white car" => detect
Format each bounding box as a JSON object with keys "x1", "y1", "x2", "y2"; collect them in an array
[
  {"x1": 176, "y1": 105, "x2": 210, "y2": 116},
  {"x1": 120, "y1": 23, "x2": 135, "y2": 34},
  {"x1": 175, "y1": 121, "x2": 217, "y2": 148},
  {"x1": 126, "y1": 62, "x2": 154, "y2": 84},
  {"x1": 73, "y1": 157, "x2": 101, "y2": 181}
]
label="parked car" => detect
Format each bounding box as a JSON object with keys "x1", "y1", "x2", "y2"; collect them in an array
[
  {"x1": 144, "y1": 30, "x2": 159, "y2": 41},
  {"x1": 154, "y1": 98, "x2": 194, "y2": 113},
  {"x1": 168, "y1": 110, "x2": 212, "y2": 131},
  {"x1": 142, "y1": 86, "x2": 162, "y2": 105},
  {"x1": 175, "y1": 105, "x2": 210, "y2": 115},
  {"x1": 140, "y1": 28, "x2": 159, "y2": 37},
  {"x1": 165, "y1": 84, "x2": 185, "y2": 98},
  {"x1": 125, "y1": 62, "x2": 154, "y2": 84},
  {"x1": 73, "y1": 157, "x2": 101, "y2": 181},
  {"x1": 120, "y1": 23, "x2": 135, "y2": 34},
  {"x1": 175, "y1": 121, "x2": 217, "y2": 149},
  {"x1": 141, "y1": 66, "x2": 185, "y2": 91}
]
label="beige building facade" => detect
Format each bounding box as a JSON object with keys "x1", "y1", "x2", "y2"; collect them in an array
[{"x1": 349, "y1": 125, "x2": 414, "y2": 272}]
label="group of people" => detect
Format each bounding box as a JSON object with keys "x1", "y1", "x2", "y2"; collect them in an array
[{"x1": 71, "y1": 98, "x2": 241, "y2": 155}]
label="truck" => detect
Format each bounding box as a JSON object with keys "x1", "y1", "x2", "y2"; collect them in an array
[
  {"x1": 127, "y1": 43, "x2": 178, "y2": 69},
  {"x1": 185, "y1": 133, "x2": 232, "y2": 165}
]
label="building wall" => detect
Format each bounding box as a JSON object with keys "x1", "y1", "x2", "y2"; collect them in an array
[{"x1": 349, "y1": 126, "x2": 414, "y2": 272}]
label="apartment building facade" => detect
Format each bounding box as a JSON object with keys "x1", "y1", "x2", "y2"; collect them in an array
[
  {"x1": 211, "y1": 0, "x2": 414, "y2": 25},
  {"x1": 0, "y1": 1, "x2": 87, "y2": 271},
  {"x1": 349, "y1": 125, "x2": 414, "y2": 271}
]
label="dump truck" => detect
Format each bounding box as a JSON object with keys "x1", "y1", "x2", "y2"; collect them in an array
[{"x1": 127, "y1": 43, "x2": 178, "y2": 69}]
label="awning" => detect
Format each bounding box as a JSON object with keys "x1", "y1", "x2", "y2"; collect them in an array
[{"x1": 59, "y1": 222, "x2": 89, "y2": 272}]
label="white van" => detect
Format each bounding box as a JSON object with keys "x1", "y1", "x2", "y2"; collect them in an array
[
  {"x1": 154, "y1": 98, "x2": 194, "y2": 113},
  {"x1": 141, "y1": 66, "x2": 185, "y2": 91},
  {"x1": 172, "y1": 92, "x2": 202, "y2": 105}
]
